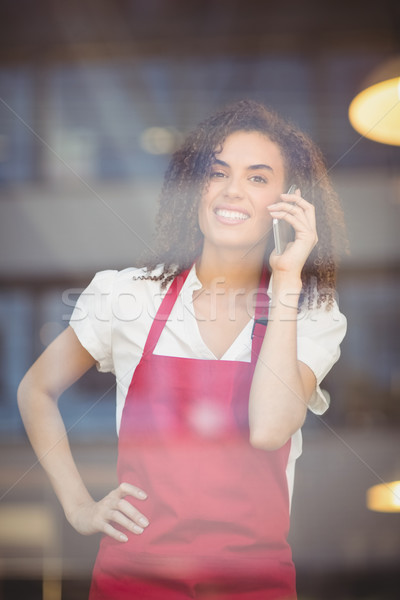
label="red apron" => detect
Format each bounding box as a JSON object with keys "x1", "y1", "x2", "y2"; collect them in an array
[{"x1": 89, "y1": 269, "x2": 296, "y2": 599}]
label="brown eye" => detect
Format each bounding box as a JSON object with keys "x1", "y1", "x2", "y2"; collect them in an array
[{"x1": 250, "y1": 175, "x2": 267, "y2": 184}]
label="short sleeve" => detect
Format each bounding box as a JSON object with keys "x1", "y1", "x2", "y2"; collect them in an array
[
  {"x1": 297, "y1": 298, "x2": 347, "y2": 415},
  {"x1": 69, "y1": 270, "x2": 117, "y2": 373}
]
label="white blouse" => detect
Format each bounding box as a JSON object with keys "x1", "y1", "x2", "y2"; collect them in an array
[{"x1": 70, "y1": 264, "x2": 347, "y2": 507}]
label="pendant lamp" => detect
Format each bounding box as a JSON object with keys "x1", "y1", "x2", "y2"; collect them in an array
[
  {"x1": 366, "y1": 480, "x2": 400, "y2": 513},
  {"x1": 349, "y1": 57, "x2": 400, "y2": 146}
]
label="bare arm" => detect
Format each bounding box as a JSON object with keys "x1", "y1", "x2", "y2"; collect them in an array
[
  {"x1": 249, "y1": 189, "x2": 318, "y2": 450},
  {"x1": 18, "y1": 326, "x2": 149, "y2": 542}
]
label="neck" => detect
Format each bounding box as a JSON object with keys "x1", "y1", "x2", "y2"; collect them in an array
[{"x1": 196, "y1": 245, "x2": 266, "y2": 292}]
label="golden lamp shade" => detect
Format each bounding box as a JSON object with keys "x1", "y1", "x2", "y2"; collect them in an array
[
  {"x1": 366, "y1": 480, "x2": 400, "y2": 513},
  {"x1": 349, "y1": 57, "x2": 400, "y2": 146}
]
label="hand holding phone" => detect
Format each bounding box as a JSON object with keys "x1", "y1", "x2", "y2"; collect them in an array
[{"x1": 272, "y1": 185, "x2": 297, "y2": 255}]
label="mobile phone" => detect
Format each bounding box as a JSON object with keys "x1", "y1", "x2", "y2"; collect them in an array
[{"x1": 273, "y1": 184, "x2": 297, "y2": 255}]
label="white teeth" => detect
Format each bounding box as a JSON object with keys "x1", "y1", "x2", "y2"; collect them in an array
[{"x1": 215, "y1": 209, "x2": 249, "y2": 220}]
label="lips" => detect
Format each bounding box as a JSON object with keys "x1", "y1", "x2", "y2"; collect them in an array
[{"x1": 214, "y1": 207, "x2": 250, "y2": 222}]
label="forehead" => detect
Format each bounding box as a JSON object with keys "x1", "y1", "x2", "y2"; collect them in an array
[{"x1": 215, "y1": 130, "x2": 284, "y2": 167}]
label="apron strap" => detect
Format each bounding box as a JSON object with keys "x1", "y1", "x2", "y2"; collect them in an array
[
  {"x1": 142, "y1": 265, "x2": 270, "y2": 361},
  {"x1": 142, "y1": 269, "x2": 190, "y2": 357}
]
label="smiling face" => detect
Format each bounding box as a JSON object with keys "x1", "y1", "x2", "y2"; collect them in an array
[{"x1": 198, "y1": 130, "x2": 286, "y2": 260}]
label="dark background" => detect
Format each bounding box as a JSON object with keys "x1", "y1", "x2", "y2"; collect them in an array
[{"x1": 1, "y1": 1, "x2": 400, "y2": 598}]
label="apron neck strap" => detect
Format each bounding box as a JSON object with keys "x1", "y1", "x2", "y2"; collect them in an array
[
  {"x1": 142, "y1": 269, "x2": 190, "y2": 357},
  {"x1": 142, "y1": 265, "x2": 270, "y2": 360}
]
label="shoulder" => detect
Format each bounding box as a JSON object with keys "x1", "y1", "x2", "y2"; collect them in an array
[
  {"x1": 295, "y1": 288, "x2": 347, "y2": 415},
  {"x1": 296, "y1": 289, "x2": 346, "y2": 384},
  {"x1": 296, "y1": 284, "x2": 347, "y2": 367},
  {"x1": 71, "y1": 266, "x2": 166, "y2": 320},
  {"x1": 84, "y1": 265, "x2": 165, "y2": 295},
  {"x1": 297, "y1": 289, "x2": 347, "y2": 338}
]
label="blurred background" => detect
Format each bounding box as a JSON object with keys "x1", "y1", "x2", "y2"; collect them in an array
[{"x1": 1, "y1": 0, "x2": 400, "y2": 598}]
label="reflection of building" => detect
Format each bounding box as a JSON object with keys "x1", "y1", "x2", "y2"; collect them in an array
[{"x1": 1, "y1": 1, "x2": 400, "y2": 598}]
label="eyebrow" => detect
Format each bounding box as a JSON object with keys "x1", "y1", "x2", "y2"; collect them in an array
[{"x1": 213, "y1": 158, "x2": 274, "y2": 172}]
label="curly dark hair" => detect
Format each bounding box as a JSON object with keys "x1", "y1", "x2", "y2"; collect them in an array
[{"x1": 141, "y1": 99, "x2": 346, "y2": 308}]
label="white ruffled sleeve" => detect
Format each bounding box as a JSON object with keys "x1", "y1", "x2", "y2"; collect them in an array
[
  {"x1": 69, "y1": 270, "x2": 118, "y2": 373},
  {"x1": 297, "y1": 298, "x2": 347, "y2": 415}
]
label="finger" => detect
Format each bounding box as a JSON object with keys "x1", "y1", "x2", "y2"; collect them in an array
[
  {"x1": 108, "y1": 505, "x2": 147, "y2": 535},
  {"x1": 277, "y1": 197, "x2": 311, "y2": 212},
  {"x1": 268, "y1": 204, "x2": 307, "y2": 222},
  {"x1": 269, "y1": 210, "x2": 316, "y2": 243},
  {"x1": 117, "y1": 498, "x2": 150, "y2": 529},
  {"x1": 269, "y1": 201, "x2": 315, "y2": 226},
  {"x1": 280, "y1": 192, "x2": 299, "y2": 201},
  {"x1": 118, "y1": 481, "x2": 147, "y2": 500},
  {"x1": 102, "y1": 521, "x2": 129, "y2": 543},
  {"x1": 290, "y1": 196, "x2": 314, "y2": 213},
  {"x1": 270, "y1": 198, "x2": 304, "y2": 209}
]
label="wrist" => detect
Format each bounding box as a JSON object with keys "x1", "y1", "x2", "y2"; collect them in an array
[
  {"x1": 64, "y1": 494, "x2": 94, "y2": 524},
  {"x1": 52, "y1": 478, "x2": 93, "y2": 521},
  {"x1": 270, "y1": 274, "x2": 302, "y2": 316},
  {"x1": 271, "y1": 272, "x2": 302, "y2": 295}
]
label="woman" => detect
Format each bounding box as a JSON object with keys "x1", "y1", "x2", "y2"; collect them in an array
[{"x1": 18, "y1": 100, "x2": 347, "y2": 599}]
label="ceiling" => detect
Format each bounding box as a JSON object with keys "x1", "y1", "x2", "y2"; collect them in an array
[
  {"x1": 0, "y1": 0, "x2": 399, "y2": 61},
  {"x1": 1, "y1": 0, "x2": 400, "y2": 276}
]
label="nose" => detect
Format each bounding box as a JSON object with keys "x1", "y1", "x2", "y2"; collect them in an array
[{"x1": 223, "y1": 175, "x2": 244, "y2": 200}]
